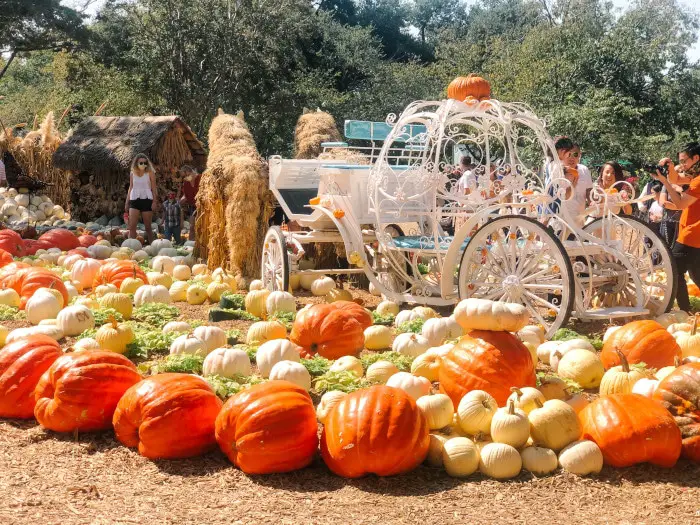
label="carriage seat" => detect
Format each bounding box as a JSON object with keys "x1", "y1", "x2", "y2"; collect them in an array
[{"x1": 388, "y1": 235, "x2": 472, "y2": 252}]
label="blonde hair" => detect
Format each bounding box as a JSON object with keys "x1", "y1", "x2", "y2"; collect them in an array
[{"x1": 130, "y1": 154, "x2": 156, "y2": 176}]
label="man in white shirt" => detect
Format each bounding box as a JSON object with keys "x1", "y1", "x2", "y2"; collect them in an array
[
  {"x1": 544, "y1": 138, "x2": 592, "y2": 227},
  {"x1": 455, "y1": 157, "x2": 477, "y2": 195}
]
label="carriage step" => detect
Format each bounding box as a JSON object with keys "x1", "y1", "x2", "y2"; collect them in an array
[{"x1": 579, "y1": 306, "x2": 650, "y2": 320}]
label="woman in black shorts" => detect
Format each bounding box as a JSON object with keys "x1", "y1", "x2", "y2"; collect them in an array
[{"x1": 125, "y1": 154, "x2": 158, "y2": 244}]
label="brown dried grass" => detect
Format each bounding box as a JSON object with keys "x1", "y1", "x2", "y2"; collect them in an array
[
  {"x1": 294, "y1": 110, "x2": 342, "y2": 160},
  {"x1": 318, "y1": 147, "x2": 370, "y2": 165}
]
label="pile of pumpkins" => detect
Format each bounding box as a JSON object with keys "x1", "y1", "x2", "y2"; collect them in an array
[{"x1": 0, "y1": 188, "x2": 66, "y2": 228}]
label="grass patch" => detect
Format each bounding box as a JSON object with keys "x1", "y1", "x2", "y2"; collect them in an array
[
  {"x1": 150, "y1": 354, "x2": 204, "y2": 374},
  {"x1": 360, "y1": 351, "x2": 413, "y2": 372}
]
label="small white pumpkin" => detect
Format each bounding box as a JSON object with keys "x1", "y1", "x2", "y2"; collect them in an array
[
  {"x1": 246, "y1": 320, "x2": 287, "y2": 346},
  {"x1": 95, "y1": 317, "x2": 134, "y2": 354},
  {"x1": 363, "y1": 325, "x2": 393, "y2": 350},
  {"x1": 70, "y1": 258, "x2": 102, "y2": 290},
  {"x1": 520, "y1": 446, "x2": 558, "y2": 476},
  {"x1": 256, "y1": 339, "x2": 300, "y2": 377},
  {"x1": 507, "y1": 386, "x2": 546, "y2": 415},
  {"x1": 631, "y1": 377, "x2": 660, "y2": 398},
  {"x1": 457, "y1": 390, "x2": 498, "y2": 435},
  {"x1": 392, "y1": 332, "x2": 430, "y2": 357},
  {"x1": 454, "y1": 298, "x2": 529, "y2": 332},
  {"x1": 558, "y1": 440, "x2": 604, "y2": 475},
  {"x1": 245, "y1": 289, "x2": 270, "y2": 318},
  {"x1": 121, "y1": 238, "x2": 142, "y2": 252},
  {"x1": 386, "y1": 371, "x2": 431, "y2": 400},
  {"x1": 73, "y1": 337, "x2": 100, "y2": 352},
  {"x1": 316, "y1": 390, "x2": 347, "y2": 424},
  {"x1": 421, "y1": 316, "x2": 462, "y2": 346},
  {"x1": 269, "y1": 360, "x2": 311, "y2": 390},
  {"x1": 410, "y1": 352, "x2": 442, "y2": 382},
  {"x1": 169, "y1": 280, "x2": 189, "y2": 302},
  {"x1": 170, "y1": 333, "x2": 208, "y2": 356},
  {"x1": 172, "y1": 264, "x2": 192, "y2": 281},
  {"x1": 193, "y1": 325, "x2": 227, "y2": 353},
  {"x1": 57, "y1": 305, "x2": 95, "y2": 336},
  {"x1": 517, "y1": 325, "x2": 545, "y2": 346},
  {"x1": 365, "y1": 360, "x2": 399, "y2": 384},
  {"x1": 426, "y1": 433, "x2": 449, "y2": 467},
  {"x1": 151, "y1": 255, "x2": 176, "y2": 274},
  {"x1": 549, "y1": 339, "x2": 594, "y2": 372},
  {"x1": 556, "y1": 348, "x2": 604, "y2": 389},
  {"x1": 63, "y1": 283, "x2": 79, "y2": 301},
  {"x1": 265, "y1": 291, "x2": 296, "y2": 316},
  {"x1": 26, "y1": 291, "x2": 62, "y2": 325},
  {"x1": 146, "y1": 271, "x2": 173, "y2": 289},
  {"x1": 0, "y1": 288, "x2": 21, "y2": 308},
  {"x1": 329, "y1": 355, "x2": 363, "y2": 377},
  {"x1": 376, "y1": 300, "x2": 400, "y2": 317},
  {"x1": 203, "y1": 347, "x2": 251, "y2": 378},
  {"x1": 310, "y1": 276, "x2": 335, "y2": 296},
  {"x1": 394, "y1": 309, "x2": 422, "y2": 326},
  {"x1": 248, "y1": 279, "x2": 265, "y2": 291},
  {"x1": 528, "y1": 399, "x2": 581, "y2": 452},
  {"x1": 192, "y1": 263, "x2": 208, "y2": 276},
  {"x1": 416, "y1": 394, "x2": 454, "y2": 430},
  {"x1": 6, "y1": 325, "x2": 64, "y2": 343},
  {"x1": 479, "y1": 443, "x2": 522, "y2": 479},
  {"x1": 134, "y1": 284, "x2": 171, "y2": 306},
  {"x1": 536, "y1": 341, "x2": 560, "y2": 365},
  {"x1": 490, "y1": 400, "x2": 530, "y2": 449},
  {"x1": 162, "y1": 321, "x2": 191, "y2": 334},
  {"x1": 442, "y1": 437, "x2": 480, "y2": 477}
]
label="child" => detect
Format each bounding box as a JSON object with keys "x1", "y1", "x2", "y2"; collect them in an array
[{"x1": 162, "y1": 191, "x2": 182, "y2": 245}]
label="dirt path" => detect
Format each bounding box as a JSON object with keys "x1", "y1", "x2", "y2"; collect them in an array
[{"x1": 1, "y1": 419, "x2": 698, "y2": 525}]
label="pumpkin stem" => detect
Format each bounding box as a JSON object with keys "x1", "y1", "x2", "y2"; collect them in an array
[
  {"x1": 692, "y1": 314, "x2": 699, "y2": 337},
  {"x1": 108, "y1": 315, "x2": 118, "y2": 328},
  {"x1": 533, "y1": 398, "x2": 544, "y2": 409},
  {"x1": 510, "y1": 386, "x2": 523, "y2": 399},
  {"x1": 674, "y1": 356, "x2": 681, "y2": 367},
  {"x1": 507, "y1": 399, "x2": 516, "y2": 415},
  {"x1": 615, "y1": 349, "x2": 630, "y2": 372}
]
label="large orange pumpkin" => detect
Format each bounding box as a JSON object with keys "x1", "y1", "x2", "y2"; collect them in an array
[
  {"x1": 447, "y1": 74, "x2": 491, "y2": 102},
  {"x1": 92, "y1": 260, "x2": 148, "y2": 289},
  {"x1": 0, "y1": 229, "x2": 25, "y2": 256},
  {"x1": 215, "y1": 380, "x2": 318, "y2": 474},
  {"x1": 439, "y1": 330, "x2": 536, "y2": 407},
  {"x1": 580, "y1": 393, "x2": 681, "y2": 468},
  {"x1": 289, "y1": 301, "x2": 372, "y2": 359},
  {"x1": 321, "y1": 385, "x2": 429, "y2": 478},
  {"x1": 0, "y1": 261, "x2": 30, "y2": 277},
  {"x1": 689, "y1": 283, "x2": 700, "y2": 298},
  {"x1": 0, "y1": 335, "x2": 62, "y2": 418},
  {"x1": 38, "y1": 228, "x2": 81, "y2": 251},
  {"x1": 0, "y1": 248, "x2": 13, "y2": 268},
  {"x1": 653, "y1": 363, "x2": 700, "y2": 461},
  {"x1": 600, "y1": 320, "x2": 681, "y2": 369},
  {"x1": 113, "y1": 374, "x2": 223, "y2": 459},
  {"x1": 0, "y1": 267, "x2": 69, "y2": 309},
  {"x1": 34, "y1": 351, "x2": 141, "y2": 432},
  {"x1": 23, "y1": 239, "x2": 54, "y2": 255},
  {"x1": 78, "y1": 234, "x2": 97, "y2": 247}
]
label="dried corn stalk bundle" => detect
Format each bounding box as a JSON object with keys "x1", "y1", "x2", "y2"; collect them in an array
[{"x1": 195, "y1": 110, "x2": 273, "y2": 277}]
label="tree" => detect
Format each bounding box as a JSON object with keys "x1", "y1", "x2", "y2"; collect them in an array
[
  {"x1": 410, "y1": 0, "x2": 465, "y2": 45},
  {"x1": 0, "y1": 0, "x2": 87, "y2": 80}
]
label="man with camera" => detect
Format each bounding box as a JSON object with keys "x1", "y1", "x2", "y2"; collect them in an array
[{"x1": 652, "y1": 142, "x2": 700, "y2": 313}]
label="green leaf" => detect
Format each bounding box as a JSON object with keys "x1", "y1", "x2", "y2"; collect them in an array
[
  {"x1": 551, "y1": 328, "x2": 583, "y2": 342},
  {"x1": 314, "y1": 370, "x2": 368, "y2": 394},
  {"x1": 205, "y1": 374, "x2": 265, "y2": 399},
  {"x1": 396, "y1": 319, "x2": 424, "y2": 334},
  {"x1": 131, "y1": 303, "x2": 180, "y2": 328},
  {"x1": 301, "y1": 356, "x2": 332, "y2": 377},
  {"x1": 92, "y1": 307, "x2": 124, "y2": 326},
  {"x1": 151, "y1": 354, "x2": 204, "y2": 374},
  {"x1": 371, "y1": 311, "x2": 395, "y2": 326},
  {"x1": 0, "y1": 305, "x2": 25, "y2": 321},
  {"x1": 360, "y1": 351, "x2": 413, "y2": 372},
  {"x1": 269, "y1": 310, "x2": 295, "y2": 330}
]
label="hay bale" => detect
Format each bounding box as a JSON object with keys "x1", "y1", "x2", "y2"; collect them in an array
[
  {"x1": 195, "y1": 110, "x2": 273, "y2": 278},
  {"x1": 294, "y1": 109, "x2": 342, "y2": 160},
  {"x1": 318, "y1": 147, "x2": 370, "y2": 165}
]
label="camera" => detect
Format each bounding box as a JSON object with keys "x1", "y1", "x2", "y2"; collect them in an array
[{"x1": 642, "y1": 163, "x2": 668, "y2": 176}]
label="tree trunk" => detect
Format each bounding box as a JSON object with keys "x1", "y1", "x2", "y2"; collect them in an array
[{"x1": 0, "y1": 51, "x2": 17, "y2": 81}]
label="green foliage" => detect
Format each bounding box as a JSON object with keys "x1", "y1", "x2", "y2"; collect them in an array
[
  {"x1": 360, "y1": 351, "x2": 414, "y2": 372},
  {"x1": 150, "y1": 354, "x2": 204, "y2": 375},
  {"x1": 536, "y1": 372, "x2": 583, "y2": 394},
  {"x1": 125, "y1": 329, "x2": 179, "y2": 360},
  {"x1": 0, "y1": 305, "x2": 25, "y2": 321},
  {"x1": 131, "y1": 303, "x2": 180, "y2": 328},
  {"x1": 226, "y1": 328, "x2": 243, "y2": 345},
  {"x1": 77, "y1": 327, "x2": 97, "y2": 340},
  {"x1": 205, "y1": 374, "x2": 265, "y2": 399},
  {"x1": 314, "y1": 370, "x2": 368, "y2": 394},
  {"x1": 301, "y1": 356, "x2": 332, "y2": 377},
  {"x1": 220, "y1": 292, "x2": 245, "y2": 310},
  {"x1": 235, "y1": 344, "x2": 258, "y2": 362},
  {"x1": 269, "y1": 310, "x2": 296, "y2": 330},
  {"x1": 371, "y1": 311, "x2": 395, "y2": 326},
  {"x1": 396, "y1": 318, "x2": 425, "y2": 334},
  {"x1": 92, "y1": 308, "x2": 124, "y2": 326},
  {"x1": 552, "y1": 328, "x2": 584, "y2": 341},
  {"x1": 690, "y1": 297, "x2": 700, "y2": 313},
  {"x1": 208, "y1": 308, "x2": 259, "y2": 322}
]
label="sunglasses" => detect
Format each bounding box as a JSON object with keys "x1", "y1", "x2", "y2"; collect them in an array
[{"x1": 138, "y1": 162, "x2": 148, "y2": 166}]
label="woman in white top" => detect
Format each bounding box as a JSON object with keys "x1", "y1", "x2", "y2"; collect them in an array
[{"x1": 125, "y1": 154, "x2": 158, "y2": 244}]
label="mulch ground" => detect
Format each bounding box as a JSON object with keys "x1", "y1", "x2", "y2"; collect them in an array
[{"x1": 1, "y1": 288, "x2": 698, "y2": 524}]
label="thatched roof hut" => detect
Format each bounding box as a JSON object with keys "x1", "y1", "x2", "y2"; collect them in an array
[{"x1": 53, "y1": 116, "x2": 206, "y2": 221}]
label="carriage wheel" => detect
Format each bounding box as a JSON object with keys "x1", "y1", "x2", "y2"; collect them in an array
[
  {"x1": 583, "y1": 215, "x2": 677, "y2": 316},
  {"x1": 457, "y1": 215, "x2": 575, "y2": 338},
  {"x1": 261, "y1": 226, "x2": 289, "y2": 292}
]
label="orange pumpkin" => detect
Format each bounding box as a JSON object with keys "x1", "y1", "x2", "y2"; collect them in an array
[
  {"x1": 34, "y1": 351, "x2": 141, "y2": 433},
  {"x1": 92, "y1": 260, "x2": 148, "y2": 289},
  {"x1": 113, "y1": 374, "x2": 223, "y2": 459},
  {"x1": 78, "y1": 234, "x2": 98, "y2": 247},
  {"x1": 38, "y1": 229, "x2": 81, "y2": 251},
  {"x1": 0, "y1": 229, "x2": 25, "y2": 256},
  {"x1": 439, "y1": 330, "x2": 536, "y2": 407},
  {"x1": 0, "y1": 335, "x2": 62, "y2": 418},
  {"x1": 215, "y1": 380, "x2": 318, "y2": 474},
  {"x1": 689, "y1": 283, "x2": 700, "y2": 298},
  {"x1": 321, "y1": 385, "x2": 429, "y2": 478},
  {"x1": 580, "y1": 393, "x2": 681, "y2": 468},
  {"x1": 447, "y1": 74, "x2": 491, "y2": 102},
  {"x1": 0, "y1": 261, "x2": 30, "y2": 277},
  {"x1": 0, "y1": 267, "x2": 69, "y2": 309},
  {"x1": 600, "y1": 320, "x2": 681, "y2": 369},
  {"x1": 0, "y1": 248, "x2": 13, "y2": 268},
  {"x1": 289, "y1": 301, "x2": 372, "y2": 359},
  {"x1": 653, "y1": 363, "x2": 700, "y2": 461}
]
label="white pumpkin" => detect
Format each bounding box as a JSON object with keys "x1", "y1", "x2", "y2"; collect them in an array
[
  {"x1": 528, "y1": 399, "x2": 581, "y2": 452},
  {"x1": 172, "y1": 264, "x2": 192, "y2": 281},
  {"x1": 549, "y1": 339, "x2": 594, "y2": 372},
  {"x1": 386, "y1": 371, "x2": 430, "y2": 400},
  {"x1": 57, "y1": 305, "x2": 95, "y2": 336},
  {"x1": 63, "y1": 283, "x2": 79, "y2": 301},
  {"x1": 457, "y1": 390, "x2": 498, "y2": 435},
  {"x1": 490, "y1": 400, "x2": 530, "y2": 448},
  {"x1": 421, "y1": 316, "x2": 462, "y2": 346},
  {"x1": 520, "y1": 446, "x2": 558, "y2": 476},
  {"x1": 134, "y1": 284, "x2": 171, "y2": 306},
  {"x1": 416, "y1": 394, "x2": 454, "y2": 430},
  {"x1": 310, "y1": 276, "x2": 335, "y2": 296},
  {"x1": 536, "y1": 341, "x2": 561, "y2": 365},
  {"x1": 169, "y1": 333, "x2": 207, "y2": 356},
  {"x1": 186, "y1": 285, "x2": 208, "y2": 305},
  {"x1": 162, "y1": 321, "x2": 192, "y2": 334},
  {"x1": 426, "y1": 433, "x2": 449, "y2": 467},
  {"x1": 316, "y1": 391, "x2": 347, "y2": 424},
  {"x1": 95, "y1": 283, "x2": 118, "y2": 298},
  {"x1": 6, "y1": 325, "x2": 64, "y2": 343},
  {"x1": 246, "y1": 320, "x2": 287, "y2": 345},
  {"x1": 202, "y1": 347, "x2": 251, "y2": 378},
  {"x1": 442, "y1": 437, "x2": 480, "y2": 477},
  {"x1": 121, "y1": 238, "x2": 142, "y2": 252},
  {"x1": 631, "y1": 377, "x2": 660, "y2": 398},
  {"x1": 256, "y1": 339, "x2": 301, "y2": 377},
  {"x1": 454, "y1": 298, "x2": 529, "y2": 332},
  {"x1": 426, "y1": 343, "x2": 454, "y2": 358},
  {"x1": 365, "y1": 360, "x2": 399, "y2": 384},
  {"x1": 394, "y1": 309, "x2": 422, "y2": 326},
  {"x1": 556, "y1": 349, "x2": 604, "y2": 389},
  {"x1": 131, "y1": 249, "x2": 149, "y2": 262},
  {"x1": 70, "y1": 258, "x2": 102, "y2": 289},
  {"x1": 147, "y1": 271, "x2": 173, "y2": 289},
  {"x1": 363, "y1": 325, "x2": 393, "y2": 350},
  {"x1": 169, "y1": 280, "x2": 189, "y2": 302},
  {"x1": 193, "y1": 325, "x2": 227, "y2": 353},
  {"x1": 507, "y1": 386, "x2": 546, "y2": 415},
  {"x1": 376, "y1": 300, "x2": 400, "y2": 317},
  {"x1": 329, "y1": 355, "x2": 363, "y2": 377},
  {"x1": 73, "y1": 337, "x2": 101, "y2": 352},
  {"x1": 558, "y1": 440, "x2": 603, "y2": 475},
  {"x1": 245, "y1": 289, "x2": 270, "y2": 318},
  {"x1": 192, "y1": 263, "x2": 208, "y2": 276},
  {"x1": 265, "y1": 291, "x2": 296, "y2": 316},
  {"x1": 517, "y1": 325, "x2": 546, "y2": 346},
  {"x1": 392, "y1": 332, "x2": 430, "y2": 357},
  {"x1": 410, "y1": 352, "x2": 442, "y2": 382},
  {"x1": 479, "y1": 443, "x2": 522, "y2": 479},
  {"x1": 0, "y1": 288, "x2": 20, "y2": 308},
  {"x1": 248, "y1": 279, "x2": 265, "y2": 291},
  {"x1": 151, "y1": 255, "x2": 176, "y2": 274},
  {"x1": 269, "y1": 360, "x2": 311, "y2": 391},
  {"x1": 26, "y1": 291, "x2": 62, "y2": 325},
  {"x1": 150, "y1": 238, "x2": 173, "y2": 254}
]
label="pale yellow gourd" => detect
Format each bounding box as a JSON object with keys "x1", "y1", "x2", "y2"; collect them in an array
[
  {"x1": 557, "y1": 440, "x2": 603, "y2": 475},
  {"x1": 655, "y1": 357, "x2": 681, "y2": 382},
  {"x1": 507, "y1": 386, "x2": 546, "y2": 414},
  {"x1": 147, "y1": 271, "x2": 173, "y2": 289},
  {"x1": 416, "y1": 394, "x2": 454, "y2": 430},
  {"x1": 490, "y1": 400, "x2": 530, "y2": 448},
  {"x1": 410, "y1": 352, "x2": 442, "y2": 382},
  {"x1": 95, "y1": 283, "x2": 118, "y2": 298},
  {"x1": 363, "y1": 325, "x2": 393, "y2": 350},
  {"x1": 310, "y1": 276, "x2": 335, "y2": 296},
  {"x1": 517, "y1": 325, "x2": 546, "y2": 346},
  {"x1": 528, "y1": 399, "x2": 581, "y2": 452},
  {"x1": 169, "y1": 281, "x2": 189, "y2": 302},
  {"x1": 386, "y1": 371, "x2": 430, "y2": 400},
  {"x1": 172, "y1": 264, "x2": 192, "y2": 281},
  {"x1": 329, "y1": 356, "x2": 364, "y2": 377},
  {"x1": 412, "y1": 306, "x2": 439, "y2": 320},
  {"x1": 538, "y1": 375, "x2": 569, "y2": 400},
  {"x1": 556, "y1": 348, "x2": 604, "y2": 389},
  {"x1": 120, "y1": 276, "x2": 144, "y2": 294},
  {"x1": 95, "y1": 316, "x2": 134, "y2": 354},
  {"x1": 376, "y1": 300, "x2": 400, "y2": 317},
  {"x1": 457, "y1": 390, "x2": 498, "y2": 435},
  {"x1": 325, "y1": 288, "x2": 353, "y2": 303},
  {"x1": 246, "y1": 320, "x2": 287, "y2": 346},
  {"x1": 549, "y1": 339, "x2": 595, "y2": 372},
  {"x1": 425, "y1": 433, "x2": 449, "y2": 467},
  {"x1": 520, "y1": 446, "x2": 558, "y2": 476},
  {"x1": 0, "y1": 288, "x2": 20, "y2": 308},
  {"x1": 599, "y1": 350, "x2": 649, "y2": 395},
  {"x1": 206, "y1": 280, "x2": 231, "y2": 302},
  {"x1": 453, "y1": 298, "x2": 528, "y2": 332},
  {"x1": 98, "y1": 292, "x2": 133, "y2": 320},
  {"x1": 442, "y1": 437, "x2": 480, "y2": 477},
  {"x1": 245, "y1": 289, "x2": 270, "y2": 318},
  {"x1": 365, "y1": 360, "x2": 399, "y2": 383},
  {"x1": 676, "y1": 315, "x2": 700, "y2": 359},
  {"x1": 479, "y1": 443, "x2": 522, "y2": 480},
  {"x1": 248, "y1": 279, "x2": 265, "y2": 291},
  {"x1": 186, "y1": 285, "x2": 208, "y2": 305},
  {"x1": 0, "y1": 324, "x2": 8, "y2": 346},
  {"x1": 316, "y1": 391, "x2": 347, "y2": 424}
]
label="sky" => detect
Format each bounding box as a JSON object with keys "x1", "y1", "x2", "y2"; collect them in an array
[{"x1": 65, "y1": 0, "x2": 700, "y2": 61}]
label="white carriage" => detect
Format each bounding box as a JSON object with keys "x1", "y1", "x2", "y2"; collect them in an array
[{"x1": 262, "y1": 94, "x2": 676, "y2": 337}]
